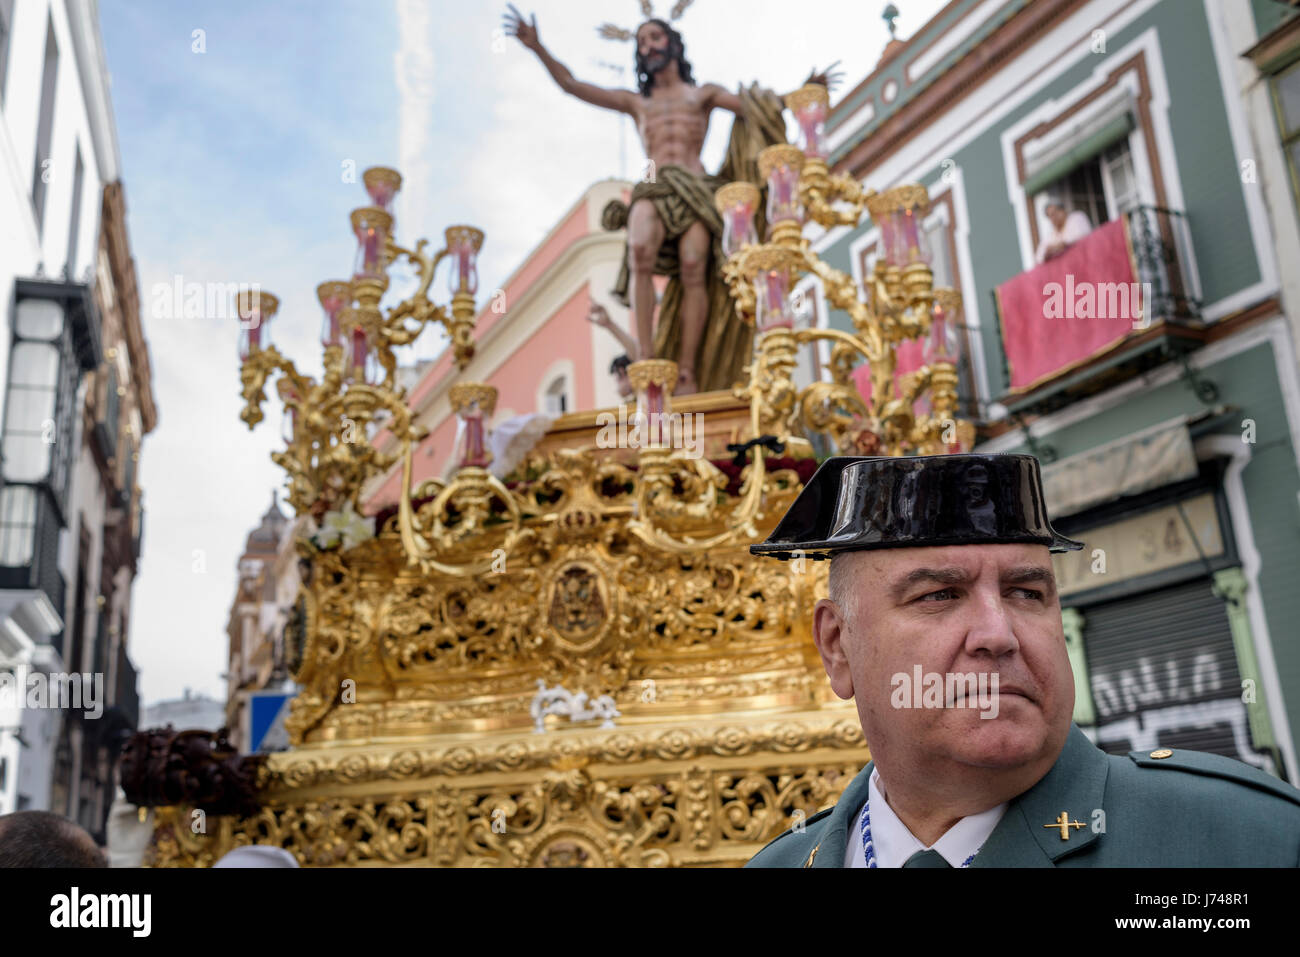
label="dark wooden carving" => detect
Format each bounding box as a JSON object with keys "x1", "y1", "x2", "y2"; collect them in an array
[{"x1": 120, "y1": 727, "x2": 266, "y2": 816}]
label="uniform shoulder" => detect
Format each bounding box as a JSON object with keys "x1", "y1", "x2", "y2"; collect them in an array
[
  {"x1": 744, "y1": 805, "x2": 836, "y2": 868},
  {"x1": 1121, "y1": 747, "x2": 1300, "y2": 808}
]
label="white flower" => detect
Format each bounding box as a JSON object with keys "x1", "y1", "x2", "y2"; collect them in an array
[
  {"x1": 339, "y1": 509, "x2": 374, "y2": 550},
  {"x1": 315, "y1": 504, "x2": 374, "y2": 550}
]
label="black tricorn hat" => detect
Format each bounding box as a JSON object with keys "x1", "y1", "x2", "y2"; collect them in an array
[{"x1": 750, "y1": 453, "x2": 1084, "y2": 560}]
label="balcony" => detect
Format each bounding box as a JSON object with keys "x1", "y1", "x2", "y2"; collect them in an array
[{"x1": 992, "y1": 206, "x2": 1204, "y2": 416}]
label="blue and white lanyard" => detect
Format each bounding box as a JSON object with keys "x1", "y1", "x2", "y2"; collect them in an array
[{"x1": 859, "y1": 798, "x2": 977, "y2": 868}]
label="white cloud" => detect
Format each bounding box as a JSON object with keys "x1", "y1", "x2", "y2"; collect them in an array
[{"x1": 394, "y1": 0, "x2": 437, "y2": 234}]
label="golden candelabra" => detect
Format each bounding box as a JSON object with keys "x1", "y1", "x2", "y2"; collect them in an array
[
  {"x1": 236, "y1": 167, "x2": 481, "y2": 520},
  {"x1": 722, "y1": 83, "x2": 974, "y2": 461}
]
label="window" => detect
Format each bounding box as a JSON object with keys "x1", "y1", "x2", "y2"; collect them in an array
[
  {"x1": 65, "y1": 523, "x2": 90, "y2": 675},
  {"x1": 4, "y1": 298, "x2": 77, "y2": 498},
  {"x1": 32, "y1": 16, "x2": 59, "y2": 230},
  {"x1": 1034, "y1": 139, "x2": 1138, "y2": 230},
  {"x1": 0, "y1": 294, "x2": 80, "y2": 570},
  {"x1": 0, "y1": 486, "x2": 37, "y2": 565},
  {"x1": 1272, "y1": 58, "x2": 1300, "y2": 215},
  {"x1": 1040, "y1": 156, "x2": 1107, "y2": 227},
  {"x1": 4, "y1": 300, "x2": 64, "y2": 485},
  {"x1": 94, "y1": 362, "x2": 120, "y2": 465},
  {"x1": 121, "y1": 438, "x2": 137, "y2": 506},
  {"x1": 3, "y1": 341, "x2": 59, "y2": 482},
  {"x1": 66, "y1": 147, "x2": 84, "y2": 279},
  {"x1": 1100, "y1": 141, "x2": 1139, "y2": 215},
  {"x1": 0, "y1": 0, "x2": 14, "y2": 103},
  {"x1": 544, "y1": 377, "x2": 569, "y2": 415}
]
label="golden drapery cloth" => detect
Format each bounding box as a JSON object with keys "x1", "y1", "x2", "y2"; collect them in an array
[{"x1": 602, "y1": 83, "x2": 788, "y2": 393}]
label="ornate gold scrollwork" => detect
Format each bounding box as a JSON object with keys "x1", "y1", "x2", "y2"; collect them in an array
[{"x1": 146, "y1": 716, "x2": 868, "y2": 868}]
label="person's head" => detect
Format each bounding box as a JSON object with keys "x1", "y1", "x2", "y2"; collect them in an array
[
  {"x1": 212, "y1": 845, "x2": 299, "y2": 868},
  {"x1": 753, "y1": 453, "x2": 1081, "y2": 806},
  {"x1": 610, "y1": 354, "x2": 632, "y2": 399},
  {"x1": 1043, "y1": 195, "x2": 1068, "y2": 231},
  {"x1": 816, "y1": 542, "x2": 1074, "y2": 793},
  {"x1": 0, "y1": 810, "x2": 107, "y2": 867},
  {"x1": 634, "y1": 19, "x2": 694, "y2": 96}
]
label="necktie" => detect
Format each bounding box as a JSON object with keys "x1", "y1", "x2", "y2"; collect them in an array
[{"x1": 902, "y1": 849, "x2": 951, "y2": 868}]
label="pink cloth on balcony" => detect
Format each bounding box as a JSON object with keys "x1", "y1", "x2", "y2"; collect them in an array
[{"x1": 996, "y1": 218, "x2": 1140, "y2": 393}]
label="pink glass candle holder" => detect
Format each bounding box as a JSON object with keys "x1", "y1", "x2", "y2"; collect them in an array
[
  {"x1": 753, "y1": 267, "x2": 794, "y2": 331},
  {"x1": 362, "y1": 167, "x2": 402, "y2": 213},
  {"x1": 445, "y1": 226, "x2": 484, "y2": 297},
  {"x1": 449, "y1": 384, "x2": 498, "y2": 469},
  {"x1": 317, "y1": 281, "x2": 351, "y2": 348},
  {"x1": 925, "y1": 290, "x2": 964, "y2": 365},
  {"x1": 759, "y1": 145, "x2": 805, "y2": 230},
  {"x1": 277, "y1": 378, "x2": 299, "y2": 444},
  {"x1": 899, "y1": 208, "x2": 931, "y2": 266},
  {"x1": 235, "y1": 289, "x2": 278, "y2": 361},
  {"x1": 715, "y1": 182, "x2": 759, "y2": 257},
  {"x1": 868, "y1": 185, "x2": 931, "y2": 266},
  {"x1": 351, "y1": 207, "x2": 392, "y2": 282},
  {"x1": 787, "y1": 85, "x2": 830, "y2": 160},
  {"x1": 345, "y1": 324, "x2": 379, "y2": 384},
  {"x1": 628, "y1": 360, "x2": 677, "y2": 447}
]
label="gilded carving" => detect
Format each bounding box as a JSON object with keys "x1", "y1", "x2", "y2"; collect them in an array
[{"x1": 147, "y1": 716, "x2": 867, "y2": 868}]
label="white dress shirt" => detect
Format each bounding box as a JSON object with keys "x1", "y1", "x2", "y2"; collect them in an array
[{"x1": 845, "y1": 768, "x2": 1008, "y2": 868}]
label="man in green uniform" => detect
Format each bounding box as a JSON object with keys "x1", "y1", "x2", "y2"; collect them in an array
[{"x1": 746, "y1": 454, "x2": 1300, "y2": 867}]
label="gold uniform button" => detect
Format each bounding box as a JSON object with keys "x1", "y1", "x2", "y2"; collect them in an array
[{"x1": 1150, "y1": 749, "x2": 1173, "y2": 759}]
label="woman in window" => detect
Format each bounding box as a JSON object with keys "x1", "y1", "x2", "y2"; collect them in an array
[{"x1": 1036, "y1": 193, "x2": 1094, "y2": 263}]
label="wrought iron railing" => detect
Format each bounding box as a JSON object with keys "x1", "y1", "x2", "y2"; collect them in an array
[{"x1": 1124, "y1": 205, "x2": 1201, "y2": 321}]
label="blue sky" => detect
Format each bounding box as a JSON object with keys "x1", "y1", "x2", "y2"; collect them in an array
[{"x1": 99, "y1": 0, "x2": 948, "y2": 707}]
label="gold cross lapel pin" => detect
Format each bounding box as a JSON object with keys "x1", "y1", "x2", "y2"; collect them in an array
[{"x1": 1043, "y1": 811, "x2": 1087, "y2": 840}]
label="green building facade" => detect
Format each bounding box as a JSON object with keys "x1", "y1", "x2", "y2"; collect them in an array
[{"x1": 810, "y1": 0, "x2": 1300, "y2": 779}]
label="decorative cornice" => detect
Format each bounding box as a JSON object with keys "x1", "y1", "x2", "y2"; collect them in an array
[
  {"x1": 834, "y1": 0, "x2": 1093, "y2": 180},
  {"x1": 262, "y1": 710, "x2": 865, "y2": 794}
]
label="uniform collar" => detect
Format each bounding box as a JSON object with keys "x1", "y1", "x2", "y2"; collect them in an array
[
  {"x1": 809, "y1": 724, "x2": 1107, "y2": 868},
  {"x1": 845, "y1": 768, "x2": 1008, "y2": 867},
  {"x1": 972, "y1": 724, "x2": 1108, "y2": 866}
]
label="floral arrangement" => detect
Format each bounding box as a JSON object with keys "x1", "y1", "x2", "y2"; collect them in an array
[{"x1": 311, "y1": 503, "x2": 375, "y2": 551}]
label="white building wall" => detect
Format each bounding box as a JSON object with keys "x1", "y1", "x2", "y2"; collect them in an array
[
  {"x1": 141, "y1": 693, "x2": 227, "y2": 734},
  {"x1": 0, "y1": 0, "x2": 122, "y2": 815}
]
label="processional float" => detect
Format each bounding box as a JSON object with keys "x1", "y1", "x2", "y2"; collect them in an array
[{"x1": 127, "y1": 85, "x2": 973, "y2": 866}]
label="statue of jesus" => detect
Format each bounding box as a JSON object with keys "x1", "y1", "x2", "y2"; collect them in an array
[{"x1": 504, "y1": 5, "x2": 838, "y2": 395}]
